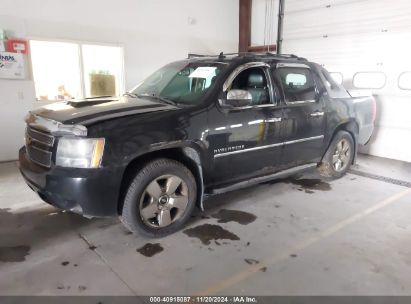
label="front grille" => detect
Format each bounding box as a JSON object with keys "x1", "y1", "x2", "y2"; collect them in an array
[{"x1": 25, "y1": 126, "x2": 54, "y2": 167}]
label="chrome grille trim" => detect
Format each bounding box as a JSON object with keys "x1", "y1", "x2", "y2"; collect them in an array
[
  {"x1": 26, "y1": 126, "x2": 55, "y2": 147},
  {"x1": 25, "y1": 126, "x2": 54, "y2": 168},
  {"x1": 26, "y1": 144, "x2": 52, "y2": 168}
]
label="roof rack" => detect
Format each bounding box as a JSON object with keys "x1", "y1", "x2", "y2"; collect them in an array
[
  {"x1": 187, "y1": 52, "x2": 308, "y2": 61},
  {"x1": 187, "y1": 52, "x2": 244, "y2": 59},
  {"x1": 251, "y1": 52, "x2": 308, "y2": 61}
]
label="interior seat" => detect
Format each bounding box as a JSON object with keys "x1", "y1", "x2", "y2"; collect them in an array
[{"x1": 247, "y1": 72, "x2": 269, "y2": 105}]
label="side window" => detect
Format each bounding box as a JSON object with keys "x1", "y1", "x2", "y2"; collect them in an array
[
  {"x1": 230, "y1": 67, "x2": 271, "y2": 106},
  {"x1": 276, "y1": 67, "x2": 316, "y2": 103}
]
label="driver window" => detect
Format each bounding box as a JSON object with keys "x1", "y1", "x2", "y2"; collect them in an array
[{"x1": 230, "y1": 67, "x2": 271, "y2": 106}]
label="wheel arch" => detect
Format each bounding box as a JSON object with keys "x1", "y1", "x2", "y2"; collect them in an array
[
  {"x1": 117, "y1": 144, "x2": 205, "y2": 215},
  {"x1": 323, "y1": 119, "x2": 359, "y2": 164}
]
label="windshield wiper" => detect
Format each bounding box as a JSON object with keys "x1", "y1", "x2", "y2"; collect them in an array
[{"x1": 137, "y1": 93, "x2": 177, "y2": 106}]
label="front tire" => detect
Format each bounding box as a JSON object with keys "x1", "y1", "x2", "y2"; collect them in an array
[
  {"x1": 318, "y1": 130, "x2": 354, "y2": 178},
  {"x1": 121, "y1": 158, "x2": 197, "y2": 237}
]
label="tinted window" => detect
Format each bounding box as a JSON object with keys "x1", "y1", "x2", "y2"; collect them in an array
[
  {"x1": 276, "y1": 67, "x2": 316, "y2": 102},
  {"x1": 132, "y1": 62, "x2": 225, "y2": 104},
  {"x1": 353, "y1": 72, "x2": 386, "y2": 89},
  {"x1": 398, "y1": 72, "x2": 411, "y2": 90}
]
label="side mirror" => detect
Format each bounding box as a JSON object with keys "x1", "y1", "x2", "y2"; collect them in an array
[{"x1": 220, "y1": 89, "x2": 253, "y2": 108}]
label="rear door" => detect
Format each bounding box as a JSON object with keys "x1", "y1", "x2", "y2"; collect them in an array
[{"x1": 274, "y1": 63, "x2": 326, "y2": 167}]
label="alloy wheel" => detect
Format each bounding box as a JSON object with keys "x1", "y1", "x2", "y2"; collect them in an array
[
  {"x1": 139, "y1": 174, "x2": 189, "y2": 228},
  {"x1": 332, "y1": 138, "x2": 351, "y2": 172}
]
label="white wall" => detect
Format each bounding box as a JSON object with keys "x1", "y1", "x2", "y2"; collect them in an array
[
  {"x1": 0, "y1": 0, "x2": 239, "y2": 161},
  {"x1": 251, "y1": 0, "x2": 411, "y2": 163}
]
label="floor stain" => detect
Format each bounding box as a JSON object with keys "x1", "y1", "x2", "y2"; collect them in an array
[
  {"x1": 61, "y1": 261, "x2": 70, "y2": 266},
  {"x1": 290, "y1": 254, "x2": 298, "y2": 258},
  {"x1": 259, "y1": 266, "x2": 267, "y2": 272},
  {"x1": 290, "y1": 178, "x2": 331, "y2": 191},
  {"x1": 305, "y1": 189, "x2": 315, "y2": 194},
  {"x1": 89, "y1": 245, "x2": 97, "y2": 251},
  {"x1": 211, "y1": 209, "x2": 257, "y2": 225},
  {"x1": 0, "y1": 245, "x2": 30, "y2": 262},
  {"x1": 78, "y1": 285, "x2": 87, "y2": 292},
  {"x1": 183, "y1": 224, "x2": 240, "y2": 245},
  {"x1": 137, "y1": 243, "x2": 164, "y2": 257},
  {"x1": 244, "y1": 258, "x2": 259, "y2": 265}
]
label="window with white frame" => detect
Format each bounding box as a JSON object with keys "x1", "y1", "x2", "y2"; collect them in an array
[
  {"x1": 30, "y1": 40, "x2": 124, "y2": 101},
  {"x1": 353, "y1": 72, "x2": 386, "y2": 89},
  {"x1": 398, "y1": 72, "x2": 411, "y2": 90}
]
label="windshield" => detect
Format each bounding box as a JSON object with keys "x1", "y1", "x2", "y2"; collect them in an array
[{"x1": 130, "y1": 61, "x2": 226, "y2": 104}]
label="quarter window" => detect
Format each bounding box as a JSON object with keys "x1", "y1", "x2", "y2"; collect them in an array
[
  {"x1": 276, "y1": 67, "x2": 316, "y2": 102},
  {"x1": 398, "y1": 72, "x2": 411, "y2": 90},
  {"x1": 353, "y1": 72, "x2": 386, "y2": 89}
]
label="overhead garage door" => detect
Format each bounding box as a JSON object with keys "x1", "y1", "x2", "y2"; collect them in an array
[{"x1": 282, "y1": 0, "x2": 411, "y2": 162}]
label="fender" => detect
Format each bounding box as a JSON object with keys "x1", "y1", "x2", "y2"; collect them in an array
[
  {"x1": 120, "y1": 140, "x2": 207, "y2": 211},
  {"x1": 323, "y1": 119, "x2": 359, "y2": 164}
]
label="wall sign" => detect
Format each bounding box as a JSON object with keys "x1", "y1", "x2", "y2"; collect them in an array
[
  {"x1": 6, "y1": 39, "x2": 28, "y2": 54},
  {"x1": 0, "y1": 52, "x2": 25, "y2": 79}
]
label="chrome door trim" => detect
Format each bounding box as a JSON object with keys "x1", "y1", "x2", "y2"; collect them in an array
[
  {"x1": 214, "y1": 135, "x2": 324, "y2": 158},
  {"x1": 223, "y1": 62, "x2": 271, "y2": 92},
  {"x1": 283, "y1": 135, "x2": 324, "y2": 146},
  {"x1": 214, "y1": 142, "x2": 283, "y2": 158},
  {"x1": 286, "y1": 99, "x2": 316, "y2": 105}
]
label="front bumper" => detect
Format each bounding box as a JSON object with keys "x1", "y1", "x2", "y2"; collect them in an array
[{"x1": 19, "y1": 147, "x2": 123, "y2": 217}]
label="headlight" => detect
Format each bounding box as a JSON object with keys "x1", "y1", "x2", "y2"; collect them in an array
[{"x1": 56, "y1": 138, "x2": 105, "y2": 168}]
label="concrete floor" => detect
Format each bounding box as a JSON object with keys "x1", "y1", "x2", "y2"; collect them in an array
[{"x1": 1, "y1": 154, "x2": 411, "y2": 296}]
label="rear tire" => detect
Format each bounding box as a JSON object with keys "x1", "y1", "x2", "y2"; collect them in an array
[
  {"x1": 121, "y1": 158, "x2": 197, "y2": 238},
  {"x1": 318, "y1": 130, "x2": 354, "y2": 178}
]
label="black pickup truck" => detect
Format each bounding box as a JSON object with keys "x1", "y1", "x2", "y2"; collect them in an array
[{"x1": 19, "y1": 53, "x2": 375, "y2": 237}]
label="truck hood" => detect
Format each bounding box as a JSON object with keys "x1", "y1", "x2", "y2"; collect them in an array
[{"x1": 31, "y1": 96, "x2": 178, "y2": 125}]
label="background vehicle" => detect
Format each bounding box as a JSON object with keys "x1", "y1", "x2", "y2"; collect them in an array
[{"x1": 19, "y1": 53, "x2": 375, "y2": 237}]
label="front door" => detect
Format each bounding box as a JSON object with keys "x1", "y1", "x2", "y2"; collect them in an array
[
  {"x1": 206, "y1": 63, "x2": 284, "y2": 185},
  {"x1": 273, "y1": 63, "x2": 326, "y2": 167}
]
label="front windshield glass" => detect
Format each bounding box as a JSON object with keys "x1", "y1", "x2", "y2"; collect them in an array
[{"x1": 131, "y1": 61, "x2": 226, "y2": 104}]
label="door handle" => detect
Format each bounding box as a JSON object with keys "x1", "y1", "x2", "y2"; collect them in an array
[
  {"x1": 265, "y1": 117, "x2": 282, "y2": 123},
  {"x1": 310, "y1": 111, "x2": 324, "y2": 117}
]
